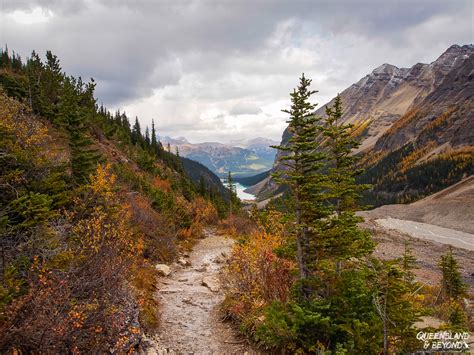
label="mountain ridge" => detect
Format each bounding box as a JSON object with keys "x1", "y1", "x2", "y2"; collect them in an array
[
  {"x1": 160, "y1": 136, "x2": 278, "y2": 177},
  {"x1": 255, "y1": 44, "x2": 473, "y2": 204}
]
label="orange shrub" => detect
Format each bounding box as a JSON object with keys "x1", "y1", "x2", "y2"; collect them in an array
[
  {"x1": 218, "y1": 214, "x2": 258, "y2": 238},
  {"x1": 176, "y1": 196, "x2": 218, "y2": 244},
  {"x1": 191, "y1": 196, "x2": 218, "y2": 225},
  {"x1": 152, "y1": 176, "x2": 171, "y2": 193},
  {"x1": 222, "y1": 231, "x2": 296, "y2": 324}
]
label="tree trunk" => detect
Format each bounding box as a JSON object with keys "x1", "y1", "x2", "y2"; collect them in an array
[{"x1": 296, "y1": 197, "x2": 310, "y2": 297}]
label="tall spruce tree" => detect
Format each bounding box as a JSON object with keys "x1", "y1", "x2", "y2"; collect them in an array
[
  {"x1": 26, "y1": 51, "x2": 45, "y2": 113},
  {"x1": 43, "y1": 51, "x2": 64, "y2": 123},
  {"x1": 132, "y1": 117, "x2": 141, "y2": 145},
  {"x1": 321, "y1": 95, "x2": 373, "y2": 267},
  {"x1": 272, "y1": 74, "x2": 329, "y2": 286},
  {"x1": 371, "y1": 259, "x2": 420, "y2": 355},
  {"x1": 145, "y1": 126, "x2": 151, "y2": 148},
  {"x1": 121, "y1": 113, "x2": 131, "y2": 133},
  {"x1": 226, "y1": 171, "x2": 237, "y2": 215},
  {"x1": 151, "y1": 119, "x2": 158, "y2": 153},
  {"x1": 58, "y1": 77, "x2": 98, "y2": 184}
]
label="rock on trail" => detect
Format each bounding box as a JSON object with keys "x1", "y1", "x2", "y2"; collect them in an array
[{"x1": 142, "y1": 229, "x2": 261, "y2": 354}]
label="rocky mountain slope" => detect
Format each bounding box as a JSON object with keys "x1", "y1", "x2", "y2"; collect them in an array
[
  {"x1": 161, "y1": 136, "x2": 278, "y2": 178},
  {"x1": 255, "y1": 44, "x2": 473, "y2": 205},
  {"x1": 360, "y1": 175, "x2": 474, "y2": 234}
]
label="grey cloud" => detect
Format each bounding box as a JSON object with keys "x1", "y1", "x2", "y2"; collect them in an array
[
  {"x1": 0, "y1": 0, "x2": 472, "y2": 141},
  {"x1": 1, "y1": 0, "x2": 87, "y2": 14},
  {"x1": 229, "y1": 102, "x2": 262, "y2": 116}
]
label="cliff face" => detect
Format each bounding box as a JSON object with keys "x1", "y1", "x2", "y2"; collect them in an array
[{"x1": 258, "y1": 45, "x2": 474, "y2": 203}]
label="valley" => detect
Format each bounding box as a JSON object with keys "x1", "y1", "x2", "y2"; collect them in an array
[
  {"x1": 161, "y1": 136, "x2": 278, "y2": 178},
  {"x1": 1, "y1": 3, "x2": 473, "y2": 352}
]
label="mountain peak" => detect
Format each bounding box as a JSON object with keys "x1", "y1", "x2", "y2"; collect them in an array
[
  {"x1": 431, "y1": 43, "x2": 473, "y2": 67},
  {"x1": 372, "y1": 63, "x2": 398, "y2": 75}
]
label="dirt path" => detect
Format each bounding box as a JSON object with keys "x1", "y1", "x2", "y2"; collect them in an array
[{"x1": 142, "y1": 229, "x2": 260, "y2": 355}]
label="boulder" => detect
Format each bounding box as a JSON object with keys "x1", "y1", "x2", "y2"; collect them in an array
[
  {"x1": 155, "y1": 264, "x2": 171, "y2": 276},
  {"x1": 177, "y1": 257, "x2": 191, "y2": 267},
  {"x1": 202, "y1": 276, "x2": 220, "y2": 292}
]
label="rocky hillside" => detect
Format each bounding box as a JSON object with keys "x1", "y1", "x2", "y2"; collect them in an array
[
  {"x1": 360, "y1": 175, "x2": 474, "y2": 234},
  {"x1": 256, "y1": 44, "x2": 473, "y2": 205},
  {"x1": 162, "y1": 136, "x2": 278, "y2": 178}
]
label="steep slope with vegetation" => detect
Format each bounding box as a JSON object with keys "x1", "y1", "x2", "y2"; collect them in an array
[
  {"x1": 222, "y1": 75, "x2": 471, "y2": 354},
  {"x1": 257, "y1": 45, "x2": 473, "y2": 206},
  {"x1": 0, "y1": 48, "x2": 227, "y2": 352}
]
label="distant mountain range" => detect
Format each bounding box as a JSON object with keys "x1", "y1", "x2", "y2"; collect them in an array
[
  {"x1": 160, "y1": 136, "x2": 278, "y2": 178},
  {"x1": 254, "y1": 44, "x2": 473, "y2": 204}
]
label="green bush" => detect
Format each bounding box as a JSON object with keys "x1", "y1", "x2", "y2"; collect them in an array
[{"x1": 255, "y1": 300, "x2": 332, "y2": 352}]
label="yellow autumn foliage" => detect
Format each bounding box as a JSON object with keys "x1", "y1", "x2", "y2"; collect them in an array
[
  {"x1": 223, "y1": 230, "x2": 296, "y2": 322},
  {"x1": 72, "y1": 164, "x2": 143, "y2": 258}
]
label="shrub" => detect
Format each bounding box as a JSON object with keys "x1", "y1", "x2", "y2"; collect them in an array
[
  {"x1": 218, "y1": 213, "x2": 258, "y2": 238},
  {"x1": 222, "y1": 231, "x2": 295, "y2": 331},
  {"x1": 254, "y1": 301, "x2": 331, "y2": 352}
]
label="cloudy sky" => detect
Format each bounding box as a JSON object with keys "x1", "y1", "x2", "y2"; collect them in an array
[{"x1": 1, "y1": 1, "x2": 472, "y2": 143}]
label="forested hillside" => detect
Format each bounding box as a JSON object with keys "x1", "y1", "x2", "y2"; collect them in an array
[{"x1": 0, "y1": 48, "x2": 228, "y2": 352}]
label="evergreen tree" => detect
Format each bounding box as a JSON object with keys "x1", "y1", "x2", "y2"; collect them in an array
[
  {"x1": 114, "y1": 110, "x2": 122, "y2": 126},
  {"x1": 401, "y1": 242, "x2": 417, "y2": 285},
  {"x1": 131, "y1": 117, "x2": 141, "y2": 145},
  {"x1": 11, "y1": 50, "x2": 23, "y2": 72},
  {"x1": 321, "y1": 95, "x2": 373, "y2": 267},
  {"x1": 272, "y1": 74, "x2": 328, "y2": 286},
  {"x1": 121, "y1": 113, "x2": 131, "y2": 133},
  {"x1": 371, "y1": 260, "x2": 420, "y2": 354},
  {"x1": 226, "y1": 171, "x2": 236, "y2": 215},
  {"x1": 42, "y1": 51, "x2": 64, "y2": 123},
  {"x1": 439, "y1": 247, "x2": 467, "y2": 301},
  {"x1": 26, "y1": 51, "x2": 45, "y2": 113},
  {"x1": 58, "y1": 77, "x2": 98, "y2": 184},
  {"x1": 0, "y1": 45, "x2": 11, "y2": 69},
  {"x1": 448, "y1": 300, "x2": 468, "y2": 329},
  {"x1": 145, "y1": 126, "x2": 151, "y2": 147},
  {"x1": 151, "y1": 119, "x2": 158, "y2": 153}
]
